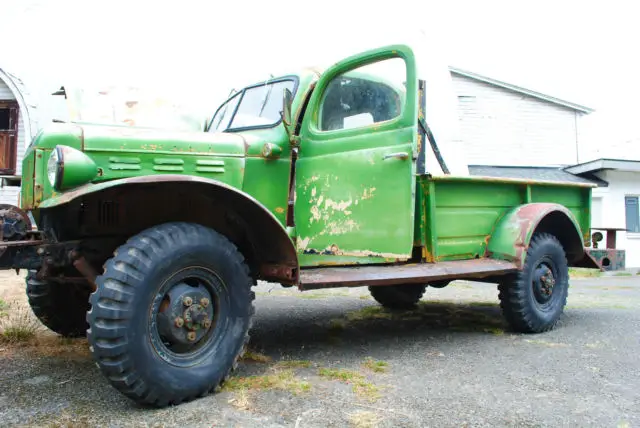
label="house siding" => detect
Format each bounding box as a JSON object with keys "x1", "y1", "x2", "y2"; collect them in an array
[
  {"x1": 0, "y1": 79, "x2": 15, "y2": 100},
  {"x1": 591, "y1": 170, "x2": 640, "y2": 267},
  {"x1": 451, "y1": 73, "x2": 581, "y2": 167},
  {"x1": 0, "y1": 185, "x2": 20, "y2": 206},
  {"x1": 15, "y1": 113, "x2": 25, "y2": 177}
]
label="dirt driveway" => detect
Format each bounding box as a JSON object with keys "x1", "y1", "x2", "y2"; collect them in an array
[{"x1": 1, "y1": 271, "x2": 639, "y2": 427}]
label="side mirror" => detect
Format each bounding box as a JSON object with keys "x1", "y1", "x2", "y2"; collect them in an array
[{"x1": 282, "y1": 88, "x2": 293, "y2": 132}]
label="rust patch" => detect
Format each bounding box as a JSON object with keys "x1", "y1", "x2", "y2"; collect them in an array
[{"x1": 303, "y1": 244, "x2": 408, "y2": 260}]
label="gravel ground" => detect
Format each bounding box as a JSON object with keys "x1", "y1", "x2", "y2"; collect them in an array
[{"x1": 1, "y1": 271, "x2": 639, "y2": 427}]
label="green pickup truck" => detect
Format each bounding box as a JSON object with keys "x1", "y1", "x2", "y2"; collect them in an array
[{"x1": 0, "y1": 44, "x2": 618, "y2": 407}]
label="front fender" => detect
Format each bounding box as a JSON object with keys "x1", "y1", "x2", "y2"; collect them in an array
[
  {"x1": 40, "y1": 175, "x2": 249, "y2": 209},
  {"x1": 39, "y1": 174, "x2": 299, "y2": 284},
  {"x1": 486, "y1": 203, "x2": 585, "y2": 268}
]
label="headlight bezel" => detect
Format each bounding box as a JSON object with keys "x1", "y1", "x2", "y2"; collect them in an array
[{"x1": 47, "y1": 146, "x2": 64, "y2": 190}]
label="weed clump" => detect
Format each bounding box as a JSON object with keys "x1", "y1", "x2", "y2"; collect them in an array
[{"x1": 0, "y1": 300, "x2": 42, "y2": 343}]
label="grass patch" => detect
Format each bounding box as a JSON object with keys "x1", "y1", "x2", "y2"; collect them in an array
[
  {"x1": 0, "y1": 298, "x2": 8, "y2": 313},
  {"x1": 613, "y1": 272, "x2": 632, "y2": 277},
  {"x1": 298, "y1": 293, "x2": 330, "y2": 299},
  {"x1": 0, "y1": 301, "x2": 42, "y2": 343},
  {"x1": 341, "y1": 300, "x2": 506, "y2": 334},
  {"x1": 451, "y1": 282, "x2": 474, "y2": 289},
  {"x1": 241, "y1": 349, "x2": 272, "y2": 363},
  {"x1": 348, "y1": 410, "x2": 382, "y2": 428},
  {"x1": 362, "y1": 357, "x2": 388, "y2": 373},
  {"x1": 223, "y1": 369, "x2": 310, "y2": 394},
  {"x1": 318, "y1": 368, "x2": 382, "y2": 402},
  {"x1": 569, "y1": 268, "x2": 602, "y2": 278},
  {"x1": 346, "y1": 306, "x2": 393, "y2": 321},
  {"x1": 328, "y1": 318, "x2": 347, "y2": 333},
  {"x1": 274, "y1": 359, "x2": 312, "y2": 369}
]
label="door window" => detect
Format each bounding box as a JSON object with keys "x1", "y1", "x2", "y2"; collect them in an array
[{"x1": 318, "y1": 57, "x2": 406, "y2": 132}]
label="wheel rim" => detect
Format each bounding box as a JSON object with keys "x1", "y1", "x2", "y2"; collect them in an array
[
  {"x1": 531, "y1": 257, "x2": 558, "y2": 307},
  {"x1": 149, "y1": 267, "x2": 226, "y2": 366}
]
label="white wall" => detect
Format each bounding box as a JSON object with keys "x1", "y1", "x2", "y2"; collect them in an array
[
  {"x1": 0, "y1": 79, "x2": 14, "y2": 99},
  {"x1": 451, "y1": 73, "x2": 582, "y2": 167},
  {"x1": 591, "y1": 170, "x2": 640, "y2": 267}
]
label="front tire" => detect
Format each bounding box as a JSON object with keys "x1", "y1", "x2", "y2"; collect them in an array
[
  {"x1": 87, "y1": 222, "x2": 255, "y2": 407},
  {"x1": 498, "y1": 233, "x2": 569, "y2": 333},
  {"x1": 369, "y1": 284, "x2": 427, "y2": 309},
  {"x1": 26, "y1": 271, "x2": 91, "y2": 337}
]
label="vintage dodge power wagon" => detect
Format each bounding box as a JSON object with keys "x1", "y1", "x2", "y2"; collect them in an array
[{"x1": 0, "y1": 45, "x2": 617, "y2": 406}]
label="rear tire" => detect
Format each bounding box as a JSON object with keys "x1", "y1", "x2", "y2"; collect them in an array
[
  {"x1": 498, "y1": 233, "x2": 569, "y2": 333},
  {"x1": 26, "y1": 271, "x2": 91, "y2": 337},
  {"x1": 369, "y1": 284, "x2": 427, "y2": 309},
  {"x1": 87, "y1": 222, "x2": 255, "y2": 407}
]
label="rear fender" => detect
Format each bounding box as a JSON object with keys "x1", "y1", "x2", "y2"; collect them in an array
[
  {"x1": 486, "y1": 203, "x2": 585, "y2": 268},
  {"x1": 39, "y1": 175, "x2": 299, "y2": 284}
]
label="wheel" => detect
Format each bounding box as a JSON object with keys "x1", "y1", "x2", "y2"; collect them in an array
[
  {"x1": 26, "y1": 271, "x2": 91, "y2": 337},
  {"x1": 368, "y1": 284, "x2": 427, "y2": 309},
  {"x1": 498, "y1": 233, "x2": 569, "y2": 333},
  {"x1": 87, "y1": 222, "x2": 255, "y2": 407}
]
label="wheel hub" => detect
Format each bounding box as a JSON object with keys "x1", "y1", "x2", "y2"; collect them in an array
[
  {"x1": 533, "y1": 263, "x2": 556, "y2": 303},
  {"x1": 157, "y1": 282, "x2": 215, "y2": 348}
]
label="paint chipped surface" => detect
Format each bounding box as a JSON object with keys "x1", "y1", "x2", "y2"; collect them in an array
[{"x1": 297, "y1": 236, "x2": 311, "y2": 251}]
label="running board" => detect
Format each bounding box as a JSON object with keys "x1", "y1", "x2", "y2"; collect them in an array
[{"x1": 299, "y1": 259, "x2": 518, "y2": 290}]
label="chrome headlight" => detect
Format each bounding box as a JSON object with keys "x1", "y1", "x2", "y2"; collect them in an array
[{"x1": 47, "y1": 146, "x2": 63, "y2": 189}]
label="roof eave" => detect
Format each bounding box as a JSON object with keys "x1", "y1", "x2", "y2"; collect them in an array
[
  {"x1": 564, "y1": 158, "x2": 640, "y2": 174},
  {"x1": 449, "y1": 66, "x2": 594, "y2": 114}
]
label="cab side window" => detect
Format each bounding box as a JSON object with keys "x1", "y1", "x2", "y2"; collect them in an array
[{"x1": 318, "y1": 57, "x2": 406, "y2": 132}]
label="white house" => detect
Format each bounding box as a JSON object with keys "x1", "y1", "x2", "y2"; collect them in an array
[
  {"x1": 448, "y1": 67, "x2": 639, "y2": 268},
  {"x1": 0, "y1": 68, "x2": 38, "y2": 205},
  {"x1": 565, "y1": 159, "x2": 640, "y2": 268}
]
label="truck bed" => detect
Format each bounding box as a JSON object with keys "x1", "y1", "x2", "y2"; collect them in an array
[{"x1": 416, "y1": 174, "x2": 593, "y2": 263}]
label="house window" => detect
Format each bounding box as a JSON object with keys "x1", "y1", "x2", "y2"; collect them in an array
[
  {"x1": 625, "y1": 196, "x2": 640, "y2": 233},
  {"x1": 0, "y1": 102, "x2": 18, "y2": 175}
]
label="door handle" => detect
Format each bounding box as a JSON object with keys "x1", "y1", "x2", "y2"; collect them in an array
[{"x1": 383, "y1": 152, "x2": 409, "y2": 161}]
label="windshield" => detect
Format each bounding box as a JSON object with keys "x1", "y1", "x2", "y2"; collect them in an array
[{"x1": 208, "y1": 79, "x2": 296, "y2": 132}]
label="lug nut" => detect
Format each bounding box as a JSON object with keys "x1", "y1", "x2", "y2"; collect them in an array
[
  {"x1": 187, "y1": 331, "x2": 197, "y2": 341},
  {"x1": 183, "y1": 296, "x2": 193, "y2": 307},
  {"x1": 200, "y1": 297, "x2": 209, "y2": 307},
  {"x1": 202, "y1": 319, "x2": 212, "y2": 329},
  {"x1": 174, "y1": 317, "x2": 184, "y2": 328}
]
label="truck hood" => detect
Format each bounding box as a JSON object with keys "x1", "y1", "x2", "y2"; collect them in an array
[{"x1": 80, "y1": 123, "x2": 246, "y2": 156}]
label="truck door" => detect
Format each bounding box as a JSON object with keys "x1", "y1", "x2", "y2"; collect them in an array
[{"x1": 294, "y1": 45, "x2": 418, "y2": 266}]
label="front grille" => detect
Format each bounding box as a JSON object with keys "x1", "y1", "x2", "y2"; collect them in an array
[{"x1": 98, "y1": 200, "x2": 119, "y2": 227}]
